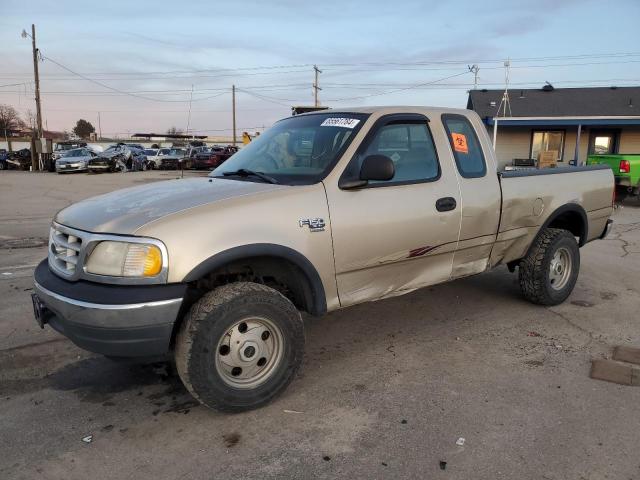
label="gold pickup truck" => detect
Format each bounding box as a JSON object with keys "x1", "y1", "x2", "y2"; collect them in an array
[{"x1": 32, "y1": 107, "x2": 614, "y2": 411}]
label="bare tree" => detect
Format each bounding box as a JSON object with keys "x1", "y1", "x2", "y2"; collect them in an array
[
  {"x1": 25, "y1": 109, "x2": 37, "y2": 132},
  {"x1": 0, "y1": 104, "x2": 26, "y2": 134}
]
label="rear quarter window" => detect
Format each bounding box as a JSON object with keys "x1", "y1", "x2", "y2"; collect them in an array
[{"x1": 442, "y1": 114, "x2": 486, "y2": 178}]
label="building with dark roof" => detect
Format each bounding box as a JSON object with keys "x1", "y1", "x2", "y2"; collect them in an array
[{"x1": 467, "y1": 86, "x2": 640, "y2": 168}]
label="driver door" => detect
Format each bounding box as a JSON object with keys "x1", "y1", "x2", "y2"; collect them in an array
[{"x1": 324, "y1": 114, "x2": 462, "y2": 307}]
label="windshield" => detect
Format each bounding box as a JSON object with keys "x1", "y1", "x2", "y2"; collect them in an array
[
  {"x1": 55, "y1": 144, "x2": 76, "y2": 151},
  {"x1": 211, "y1": 113, "x2": 369, "y2": 185},
  {"x1": 144, "y1": 149, "x2": 157, "y2": 155},
  {"x1": 170, "y1": 148, "x2": 184, "y2": 156},
  {"x1": 66, "y1": 149, "x2": 84, "y2": 157}
]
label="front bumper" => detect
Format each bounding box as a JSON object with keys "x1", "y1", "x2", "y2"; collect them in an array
[
  {"x1": 56, "y1": 163, "x2": 87, "y2": 172},
  {"x1": 160, "y1": 160, "x2": 178, "y2": 169},
  {"x1": 87, "y1": 162, "x2": 112, "y2": 170},
  {"x1": 193, "y1": 158, "x2": 215, "y2": 169},
  {"x1": 33, "y1": 260, "x2": 186, "y2": 357}
]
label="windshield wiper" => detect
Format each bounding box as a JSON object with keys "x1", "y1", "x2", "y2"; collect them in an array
[{"x1": 221, "y1": 169, "x2": 278, "y2": 184}]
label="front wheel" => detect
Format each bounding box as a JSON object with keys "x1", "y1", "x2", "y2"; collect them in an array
[
  {"x1": 175, "y1": 282, "x2": 305, "y2": 412},
  {"x1": 518, "y1": 228, "x2": 580, "y2": 306}
]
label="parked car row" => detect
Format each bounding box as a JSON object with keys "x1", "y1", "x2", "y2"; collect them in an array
[
  {"x1": 1, "y1": 143, "x2": 238, "y2": 174},
  {"x1": 52, "y1": 141, "x2": 103, "y2": 161}
]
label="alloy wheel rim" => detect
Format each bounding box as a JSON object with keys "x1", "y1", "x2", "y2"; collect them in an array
[
  {"x1": 549, "y1": 247, "x2": 572, "y2": 290},
  {"x1": 215, "y1": 316, "x2": 284, "y2": 389}
]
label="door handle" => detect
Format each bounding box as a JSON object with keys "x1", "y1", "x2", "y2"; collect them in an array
[{"x1": 436, "y1": 197, "x2": 457, "y2": 212}]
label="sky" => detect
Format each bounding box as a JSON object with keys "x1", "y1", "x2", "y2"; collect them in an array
[{"x1": 1, "y1": 0, "x2": 640, "y2": 138}]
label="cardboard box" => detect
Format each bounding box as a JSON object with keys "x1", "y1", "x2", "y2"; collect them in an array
[{"x1": 537, "y1": 150, "x2": 558, "y2": 169}]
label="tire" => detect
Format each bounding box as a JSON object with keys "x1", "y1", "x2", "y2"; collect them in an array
[
  {"x1": 175, "y1": 282, "x2": 305, "y2": 412},
  {"x1": 0, "y1": 161, "x2": 6, "y2": 170},
  {"x1": 518, "y1": 228, "x2": 580, "y2": 306}
]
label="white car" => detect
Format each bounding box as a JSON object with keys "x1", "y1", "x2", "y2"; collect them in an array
[
  {"x1": 144, "y1": 148, "x2": 181, "y2": 169},
  {"x1": 55, "y1": 148, "x2": 97, "y2": 173},
  {"x1": 143, "y1": 149, "x2": 160, "y2": 168}
]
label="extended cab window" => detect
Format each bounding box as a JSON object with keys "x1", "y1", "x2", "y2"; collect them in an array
[
  {"x1": 350, "y1": 119, "x2": 440, "y2": 185},
  {"x1": 442, "y1": 114, "x2": 486, "y2": 178}
]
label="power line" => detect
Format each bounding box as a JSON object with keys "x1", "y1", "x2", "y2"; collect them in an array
[
  {"x1": 0, "y1": 69, "x2": 314, "y2": 82},
  {"x1": 41, "y1": 55, "x2": 230, "y2": 103},
  {"x1": 0, "y1": 83, "x2": 315, "y2": 95},
  {"x1": 0, "y1": 82, "x2": 31, "y2": 88},
  {"x1": 325, "y1": 70, "x2": 471, "y2": 102},
  {"x1": 5, "y1": 51, "x2": 640, "y2": 77},
  {"x1": 237, "y1": 89, "x2": 295, "y2": 107},
  {"x1": 3, "y1": 78, "x2": 639, "y2": 98}
]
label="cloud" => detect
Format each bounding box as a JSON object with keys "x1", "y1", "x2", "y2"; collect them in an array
[{"x1": 490, "y1": 16, "x2": 544, "y2": 37}]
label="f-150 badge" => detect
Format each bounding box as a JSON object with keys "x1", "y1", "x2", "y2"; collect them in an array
[{"x1": 299, "y1": 218, "x2": 325, "y2": 232}]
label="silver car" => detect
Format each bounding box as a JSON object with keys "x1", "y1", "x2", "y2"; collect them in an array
[{"x1": 55, "y1": 148, "x2": 97, "y2": 173}]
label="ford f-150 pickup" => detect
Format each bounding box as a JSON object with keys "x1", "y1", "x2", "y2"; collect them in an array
[{"x1": 32, "y1": 107, "x2": 615, "y2": 411}]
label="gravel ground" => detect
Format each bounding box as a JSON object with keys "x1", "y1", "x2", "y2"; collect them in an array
[{"x1": 0, "y1": 170, "x2": 639, "y2": 480}]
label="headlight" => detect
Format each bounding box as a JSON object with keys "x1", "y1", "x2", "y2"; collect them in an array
[{"x1": 85, "y1": 241, "x2": 164, "y2": 278}]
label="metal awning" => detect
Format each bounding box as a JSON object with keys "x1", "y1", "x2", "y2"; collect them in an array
[{"x1": 485, "y1": 116, "x2": 640, "y2": 126}]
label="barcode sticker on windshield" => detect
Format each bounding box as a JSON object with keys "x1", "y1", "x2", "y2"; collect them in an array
[{"x1": 320, "y1": 118, "x2": 360, "y2": 129}]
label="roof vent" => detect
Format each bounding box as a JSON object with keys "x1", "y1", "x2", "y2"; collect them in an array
[
  {"x1": 489, "y1": 101, "x2": 497, "y2": 107},
  {"x1": 481, "y1": 88, "x2": 488, "y2": 92},
  {"x1": 519, "y1": 90, "x2": 525, "y2": 98},
  {"x1": 542, "y1": 82, "x2": 554, "y2": 92},
  {"x1": 610, "y1": 86, "x2": 618, "y2": 89}
]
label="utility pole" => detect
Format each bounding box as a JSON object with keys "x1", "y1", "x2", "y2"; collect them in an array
[
  {"x1": 232, "y1": 84, "x2": 237, "y2": 146},
  {"x1": 22, "y1": 24, "x2": 43, "y2": 170},
  {"x1": 468, "y1": 64, "x2": 479, "y2": 90},
  {"x1": 313, "y1": 65, "x2": 322, "y2": 107},
  {"x1": 97, "y1": 112, "x2": 102, "y2": 140},
  {"x1": 493, "y1": 59, "x2": 512, "y2": 150},
  {"x1": 186, "y1": 84, "x2": 194, "y2": 137}
]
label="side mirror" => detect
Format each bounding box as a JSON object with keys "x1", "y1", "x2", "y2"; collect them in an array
[
  {"x1": 339, "y1": 154, "x2": 395, "y2": 189},
  {"x1": 360, "y1": 154, "x2": 395, "y2": 181}
]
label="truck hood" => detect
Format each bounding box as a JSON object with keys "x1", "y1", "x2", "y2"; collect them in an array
[{"x1": 55, "y1": 177, "x2": 283, "y2": 234}]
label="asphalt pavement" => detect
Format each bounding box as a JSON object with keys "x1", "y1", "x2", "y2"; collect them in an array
[{"x1": 1, "y1": 170, "x2": 639, "y2": 480}]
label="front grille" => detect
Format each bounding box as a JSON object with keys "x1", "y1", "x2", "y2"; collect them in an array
[{"x1": 49, "y1": 225, "x2": 86, "y2": 279}]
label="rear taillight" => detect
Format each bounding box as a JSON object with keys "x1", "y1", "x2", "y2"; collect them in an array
[{"x1": 619, "y1": 160, "x2": 631, "y2": 173}]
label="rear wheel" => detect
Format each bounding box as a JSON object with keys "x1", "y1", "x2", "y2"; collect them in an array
[
  {"x1": 175, "y1": 282, "x2": 304, "y2": 412},
  {"x1": 518, "y1": 228, "x2": 580, "y2": 305}
]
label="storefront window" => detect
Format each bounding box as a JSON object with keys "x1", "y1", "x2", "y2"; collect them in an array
[
  {"x1": 589, "y1": 131, "x2": 618, "y2": 155},
  {"x1": 531, "y1": 131, "x2": 564, "y2": 161}
]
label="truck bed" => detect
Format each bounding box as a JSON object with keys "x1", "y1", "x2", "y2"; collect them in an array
[{"x1": 491, "y1": 164, "x2": 614, "y2": 266}]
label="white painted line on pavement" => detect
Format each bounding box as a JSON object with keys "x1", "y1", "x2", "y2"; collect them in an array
[{"x1": 1, "y1": 263, "x2": 40, "y2": 271}]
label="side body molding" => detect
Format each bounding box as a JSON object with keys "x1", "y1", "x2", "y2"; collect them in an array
[{"x1": 183, "y1": 243, "x2": 327, "y2": 316}]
